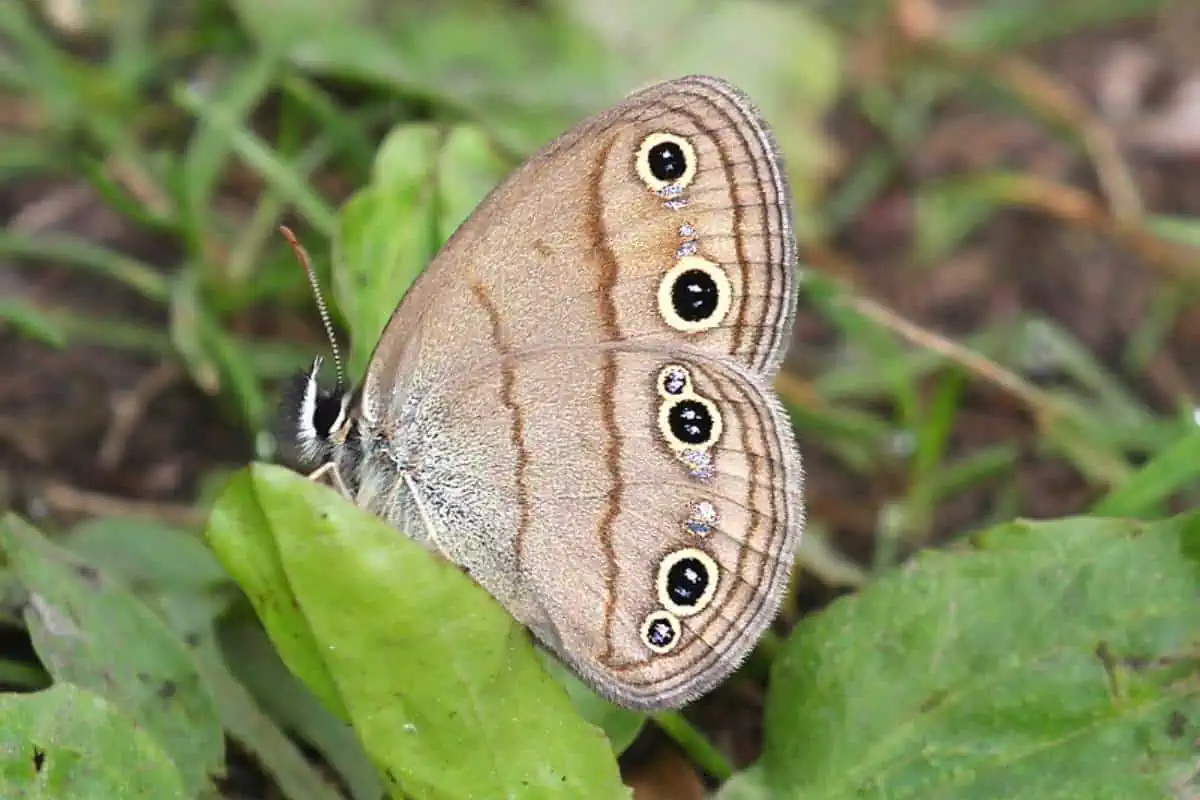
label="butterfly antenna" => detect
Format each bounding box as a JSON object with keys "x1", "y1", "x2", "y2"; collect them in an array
[{"x1": 279, "y1": 226, "x2": 346, "y2": 391}]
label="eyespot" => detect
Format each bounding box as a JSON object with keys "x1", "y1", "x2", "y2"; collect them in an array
[
  {"x1": 641, "y1": 610, "x2": 682, "y2": 654},
  {"x1": 669, "y1": 401, "x2": 713, "y2": 444},
  {"x1": 635, "y1": 133, "x2": 697, "y2": 192},
  {"x1": 657, "y1": 256, "x2": 732, "y2": 333},
  {"x1": 658, "y1": 395, "x2": 722, "y2": 450},
  {"x1": 657, "y1": 364, "x2": 691, "y2": 398},
  {"x1": 657, "y1": 549, "x2": 719, "y2": 617}
]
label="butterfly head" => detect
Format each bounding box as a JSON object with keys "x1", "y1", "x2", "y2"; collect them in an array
[{"x1": 285, "y1": 356, "x2": 355, "y2": 466}]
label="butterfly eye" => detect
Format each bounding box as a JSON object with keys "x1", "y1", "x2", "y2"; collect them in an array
[
  {"x1": 635, "y1": 132, "x2": 697, "y2": 192},
  {"x1": 657, "y1": 548, "x2": 720, "y2": 617},
  {"x1": 313, "y1": 391, "x2": 349, "y2": 437},
  {"x1": 657, "y1": 256, "x2": 732, "y2": 333},
  {"x1": 641, "y1": 610, "x2": 682, "y2": 654}
]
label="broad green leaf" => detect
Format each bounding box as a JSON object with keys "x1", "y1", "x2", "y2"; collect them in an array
[
  {"x1": 434, "y1": 125, "x2": 510, "y2": 240},
  {"x1": 58, "y1": 514, "x2": 350, "y2": 800},
  {"x1": 184, "y1": 620, "x2": 348, "y2": 800},
  {"x1": 538, "y1": 652, "x2": 646, "y2": 755},
  {"x1": 205, "y1": 464, "x2": 628, "y2": 799},
  {"x1": 203, "y1": 471, "x2": 347, "y2": 718},
  {"x1": 0, "y1": 515, "x2": 225, "y2": 797},
  {"x1": 333, "y1": 124, "x2": 441, "y2": 377},
  {"x1": 0, "y1": 683, "x2": 187, "y2": 799},
  {"x1": 764, "y1": 512, "x2": 1200, "y2": 797},
  {"x1": 333, "y1": 122, "x2": 512, "y2": 379},
  {"x1": 219, "y1": 614, "x2": 384, "y2": 800},
  {"x1": 62, "y1": 517, "x2": 228, "y2": 593}
]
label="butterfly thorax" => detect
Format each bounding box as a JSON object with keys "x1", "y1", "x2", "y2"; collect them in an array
[{"x1": 287, "y1": 359, "x2": 525, "y2": 598}]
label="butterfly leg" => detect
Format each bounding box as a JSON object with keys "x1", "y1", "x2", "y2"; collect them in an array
[
  {"x1": 400, "y1": 472, "x2": 454, "y2": 561},
  {"x1": 306, "y1": 461, "x2": 353, "y2": 501}
]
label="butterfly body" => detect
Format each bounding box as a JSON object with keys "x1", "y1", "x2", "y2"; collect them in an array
[{"x1": 290, "y1": 75, "x2": 804, "y2": 710}]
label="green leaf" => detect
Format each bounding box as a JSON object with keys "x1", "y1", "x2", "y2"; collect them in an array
[
  {"x1": 205, "y1": 464, "x2": 628, "y2": 799},
  {"x1": 537, "y1": 653, "x2": 645, "y2": 755},
  {"x1": 0, "y1": 683, "x2": 187, "y2": 799},
  {"x1": 202, "y1": 471, "x2": 347, "y2": 719},
  {"x1": 763, "y1": 512, "x2": 1200, "y2": 797},
  {"x1": 62, "y1": 517, "x2": 228, "y2": 593},
  {"x1": 714, "y1": 765, "x2": 770, "y2": 800},
  {"x1": 434, "y1": 124, "x2": 510, "y2": 241},
  {"x1": 333, "y1": 122, "x2": 512, "y2": 379},
  {"x1": 0, "y1": 514, "x2": 225, "y2": 796},
  {"x1": 54, "y1": 517, "x2": 347, "y2": 797},
  {"x1": 219, "y1": 614, "x2": 384, "y2": 800},
  {"x1": 185, "y1": 620, "x2": 349, "y2": 800},
  {"x1": 333, "y1": 123, "x2": 441, "y2": 378}
]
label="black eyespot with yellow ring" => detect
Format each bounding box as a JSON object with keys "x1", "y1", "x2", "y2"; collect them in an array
[
  {"x1": 657, "y1": 549, "x2": 720, "y2": 617},
  {"x1": 635, "y1": 132, "x2": 697, "y2": 193},
  {"x1": 641, "y1": 610, "x2": 682, "y2": 654},
  {"x1": 657, "y1": 256, "x2": 732, "y2": 333},
  {"x1": 657, "y1": 364, "x2": 692, "y2": 398},
  {"x1": 658, "y1": 393, "x2": 722, "y2": 452}
]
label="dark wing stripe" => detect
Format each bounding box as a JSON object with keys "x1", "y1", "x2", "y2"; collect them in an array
[
  {"x1": 587, "y1": 138, "x2": 626, "y2": 660},
  {"x1": 691, "y1": 78, "x2": 797, "y2": 374},
  {"x1": 469, "y1": 282, "x2": 532, "y2": 564},
  {"x1": 677, "y1": 84, "x2": 784, "y2": 374}
]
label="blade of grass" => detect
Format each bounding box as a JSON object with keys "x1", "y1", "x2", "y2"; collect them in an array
[
  {"x1": 0, "y1": 232, "x2": 169, "y2": 301},
  {"x1": 31, "y1": 308, "x2": 310, "y2": 379},
  {"x1": 0, "y1": 301, "x2": 67, "y2": 348},
  {"x1": 280, "y1": 72, "x2": 378, "y2": 175},
  {"x1": 1090, "y1": 427, "x2": 1200, "y2": 518},
  {"x1": 182, "y1": 56, "x2": 281, "y2": 250},
  {"x1": 174, "y1": 83, "x2": 338, "y2": 236}
]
